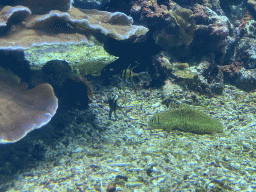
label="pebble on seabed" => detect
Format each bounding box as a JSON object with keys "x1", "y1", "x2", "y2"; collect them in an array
[{"x1": 5, "y1": 84, "x2": 256, "y2": 191}]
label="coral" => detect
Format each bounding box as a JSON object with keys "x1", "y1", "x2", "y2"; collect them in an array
[
  {"x1": 150, "y1": 53, "x2": 173, "y2": 87},
  {"x1": 208, "y1": 17, "x2": 230, "y2": 42},
  {"x1": 0, "y1": 5, "x2": 31, "y2": 28},
  {"x1": 235, "y1": 68, "x2": 256, "y2": 91},
  {"x1": 190, "y1": 5, "x2": 230, "y2": 61},
  {"x1": 152, "y1": 50, "x2": 224, "y2": 95},
  {"x1": 154, "y1": 7, "x2": 197, "y2": 49},
  {"x1": 222, "y1": 46, "x2": 256, "y2": 92},
  {"x1": 0, "y1": 4, "x2": 148, "y2": 50},
  {"x1": 139, "y1": 0, "x2": 169, "y2": 20},
  {"x1": 236, "y1": 19, "x2": 256, "y2": 38},
  {"x1": 170, "y1": 66, "x2": 216, "y2": 95},
  {"x1": 130, "y1": 2, "x2": 143, "y2": 20},
  {"x1": 235, "y1": 37, "x2": 256, "y2": 69},
  {"x1": 222, "y1": 57, "x2": 245, "y2": 80},
  {"x1": 0, "y1": 72, "x2": 58, "y2": 143},
  {"x1": 148, "y1": 104, "x2": 223, "y2": 134},
  {"x1": 246, "y1": 20, "x2": 256, "y2": 36},
  {"x1": 202, "y1": 63, "x2": 224, "y2": 95},
  {"x1": 192, "y1": 3, "x2": 210, "y2": 25}
]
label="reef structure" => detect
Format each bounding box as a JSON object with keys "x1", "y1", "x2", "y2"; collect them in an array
[
  {"x1": 0, "y1": 0, "x2": 151, "y2": 144},
  {"x1": 0, "y1": 4, "x2": 148, "y2": 50},
  {"x1": 0, "y1": 0, "x2": 150, "y2": 82}
]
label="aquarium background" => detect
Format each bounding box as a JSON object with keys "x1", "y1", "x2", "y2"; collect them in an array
[{"x1": 0, "y1": 0, "x2": 256, "y2": 191}]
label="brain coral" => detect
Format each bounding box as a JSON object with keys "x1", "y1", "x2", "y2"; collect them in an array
[
  {"x1": 148, "y1": 104, "x2": 223, "y2": 134},
  {"x1": 0, "y1": 75, "x2": 58, "y2": 143}
]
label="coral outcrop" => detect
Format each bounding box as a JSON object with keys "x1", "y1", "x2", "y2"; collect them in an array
[
  {"x1": 129, "y1": 1, "x2": 197, "y2": 50},
  {"x1": 190, "y1": 3, "x2": 230, "y2": 61},
  {"x1": 154, "y1": 7, "x2": 197, "y2": 50},
  {"x1": 0, "y1": 5, "x2": 148, "y2": 50},
  {"x1": 0, "y1": 71, "x2": 58, "y2": 143}
]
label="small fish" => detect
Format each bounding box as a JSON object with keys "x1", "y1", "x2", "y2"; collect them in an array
[
  {"x1": 107, "y1": 94, "x2": 134, "y2": 120},
  {"x1": 150, "y1": 116, "x2": 161, "y2": 125}
]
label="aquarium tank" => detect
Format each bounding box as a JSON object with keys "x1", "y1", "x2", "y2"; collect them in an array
[{"x1": 0, "y1": 0, "x2": 255, "y2": 191}]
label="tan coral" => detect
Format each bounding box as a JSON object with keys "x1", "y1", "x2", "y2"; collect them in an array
[
  {"x1": 0, "y1": 73, "x2": 58, "y2": 143},
  {"x1": 0, "y1": 5, "x2": 149, "y2": 50}
]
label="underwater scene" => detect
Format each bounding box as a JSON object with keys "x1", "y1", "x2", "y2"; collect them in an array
[{"x1": 1, "y1": 0, "x2": 256, "y2": 191}]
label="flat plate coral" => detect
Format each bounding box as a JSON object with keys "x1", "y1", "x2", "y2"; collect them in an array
[
  {"x1": 0, "y1": 5, "x2": 148, "y2": 50},
  {"x1": 0, "y1": 76, "x2": 58, "y2": 143}
]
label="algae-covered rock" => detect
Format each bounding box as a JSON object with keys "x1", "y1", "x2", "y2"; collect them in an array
[
  {"x1": 24, "y1": 43, "x2": 118, "y2": 75},
  {"x1": 148, "y1": 105, "x2": 223, "y2": 134},
  {"x1": 155, "y1": 8, "x2": 197, "y2": 50}
]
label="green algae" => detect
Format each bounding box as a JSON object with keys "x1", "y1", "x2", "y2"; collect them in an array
[
  {"x1": 148, "y1": 105, "x2": 223, "y2": 134},
  {"x1": 174, "y1": 69, "x2": 195, "y2": 79},
  {"x1": 24, "y1": 43, "x2": 117, "y2": 75},
  {"x1": 155, "y1": 8, "x2": 197, "y2": 49}
]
